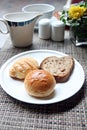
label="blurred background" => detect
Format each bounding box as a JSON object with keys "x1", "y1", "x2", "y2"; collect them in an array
[
  {"x1": 0, "y1": 0, "x2": 67, "y2": 48},
  {"x1": 0, "y1": 0, "x2": 66, "y2": 17}
]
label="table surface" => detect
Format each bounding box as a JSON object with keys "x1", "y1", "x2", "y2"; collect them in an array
[{"x1": 0, "y1": 0, "x2": 87, "y2": 130}]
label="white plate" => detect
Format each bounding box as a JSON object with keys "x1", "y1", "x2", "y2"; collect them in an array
[{"x1": 0, "y1": 50, "x2": 85, "y2": 104}]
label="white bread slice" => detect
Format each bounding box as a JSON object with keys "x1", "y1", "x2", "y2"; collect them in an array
[{"x1": 40, "y1": 56, "x2": 74, "y2": 82}]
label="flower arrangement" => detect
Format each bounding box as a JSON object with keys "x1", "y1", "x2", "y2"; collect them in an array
[
  {"x1": 60, "y1": 0, "x2": 87, "y2": 26},
  {"x1": 60, "y1": 0, "x2": 87, "y2": 45}
]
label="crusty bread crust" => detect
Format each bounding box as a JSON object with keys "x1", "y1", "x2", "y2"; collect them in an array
[
  {"x1": 9, "y1": 57, "x2": 39, "y2": 80},
  {"x1": 40, "y1": 56, "x2": 74, "y2": 82}
]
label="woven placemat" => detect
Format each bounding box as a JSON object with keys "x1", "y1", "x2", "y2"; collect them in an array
[{"x1": 0, "y1": 31, "x2": 87, "y2": 130}]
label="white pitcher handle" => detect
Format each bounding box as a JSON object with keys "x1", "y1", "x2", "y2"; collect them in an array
[{"x1": 0, "y1": 19, "x2": 9, "y2": 34}]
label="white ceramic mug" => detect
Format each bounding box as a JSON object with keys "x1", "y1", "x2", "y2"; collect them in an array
[{"x1": 0, "y1": 12, "x2": 41, "y2": 47}]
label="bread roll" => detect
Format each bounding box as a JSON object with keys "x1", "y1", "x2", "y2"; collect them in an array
[
  {"x1": 40, "y1": 56, "x2": 74, "y2": 82},
  {"x1": 24, "y1": 69, "x2": 56, "y2": 97},
  {"x1": 9, "y1": 57, "x2": 39, "y2": 80}
]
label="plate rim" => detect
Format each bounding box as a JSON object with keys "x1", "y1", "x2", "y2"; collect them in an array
[{"x1": 0, "y1": 49, "x2": 85, "y2": 104}]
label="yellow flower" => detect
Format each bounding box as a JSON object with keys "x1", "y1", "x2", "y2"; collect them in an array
[
  {"x1": 68, "y1": 5, "x2": 85, "y2": 20},
  {"x1": 84, "y1": 7, "x2": 87, "y2": 15}
]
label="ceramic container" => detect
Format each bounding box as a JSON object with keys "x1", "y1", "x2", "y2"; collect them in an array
[
  {"x1": 22, "y1": 4, "x2": 55, "y2": 27},
  {"x1": 0, "y1": 12, "x2": 41, "y2": 47},
  {"x1": 38, "y1": 18, "x2": 51, "y2": 39},
  {"x1": 51, "y1": 20, "x2": 65, "y2": 41}
]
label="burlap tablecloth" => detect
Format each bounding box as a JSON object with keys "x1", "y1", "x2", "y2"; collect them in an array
[{"x1": 0, "y1": 31, "x2": 87, "y2": 130}]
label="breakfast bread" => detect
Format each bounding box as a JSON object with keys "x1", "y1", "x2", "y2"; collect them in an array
[
  {"x1": 24, "y1": 69, "x2": 56, "y2": 97},
  {"x1": 40, "y1": 56, "x2": 74, "y2": 82},
  {"x1": 9, "y1": 57, "x2": 39, "y2": 80}
]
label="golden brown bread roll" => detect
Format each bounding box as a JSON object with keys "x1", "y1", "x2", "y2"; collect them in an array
[
  {"x1": 9, "y1": 57, "x2": 39, "y2": 80},
  {"x1": 24, "y1": 69, "x2": 56, "y2": 97}
]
